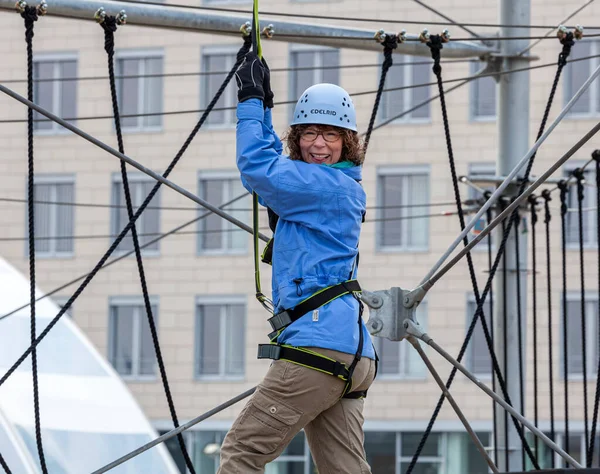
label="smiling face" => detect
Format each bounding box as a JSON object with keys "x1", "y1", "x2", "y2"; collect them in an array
[{"x1": 298, "y1": 125, "x2": 343, "y2": 165}]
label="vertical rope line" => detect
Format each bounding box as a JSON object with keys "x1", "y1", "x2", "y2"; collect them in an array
[
  {"x1": 574, "y1": 169, "x2": 590, "y2": 462},
  {"x1": 363, "y1": 34, "x2": 397, "y2": 154},
  {"x1": 0, "y1": 38, "x2": 252, "y2": 389},
  {"x1": 542, "y1": 190, "x2": 556, "y2": 468},
  {"x1": 100, "y1": 18, "x2": 196, "y2": 473},
  {"x1": 559, "y1": 180, "x2": 570, "y2": 456},
  {"x1": 514, "y1": 215, "x2": 526, "y2": 471},
  {"x1": 487, "y1": 202, "x2": 498, "y2": 467},
  {"x1": 589, "y1": 151, "x2": 600, "y2": 466},
  {"x1": 22, "y1": 6, "x2": 48, "y2": 474},
  {"x1": 502, "y1": 217, "x2": 509, "y2": 470},
  {"x1": 530, "y1": 195, "x2": 540, "y2": 460}
]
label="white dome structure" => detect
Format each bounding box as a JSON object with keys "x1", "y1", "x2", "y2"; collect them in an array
[{"x1": 0, "y1": 258, "x2": 179, "y2": 473}]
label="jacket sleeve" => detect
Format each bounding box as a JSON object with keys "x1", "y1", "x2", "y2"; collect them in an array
[{"x1": 238, "y1": 104, "x2": 281, "y2": 208}]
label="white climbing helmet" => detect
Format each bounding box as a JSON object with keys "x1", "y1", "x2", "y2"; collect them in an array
[{"x1": 291, "y1": 83, "x2": 357, "y2": 132}]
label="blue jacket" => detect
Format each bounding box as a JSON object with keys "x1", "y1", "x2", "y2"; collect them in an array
[{"x1": 236, "y1": 99, "x2": 375, "y2": 359}]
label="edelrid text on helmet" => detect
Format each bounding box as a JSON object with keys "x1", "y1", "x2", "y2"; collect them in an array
[{"x1": 291, "y1": 83, "x2": 357, "y2": 132}]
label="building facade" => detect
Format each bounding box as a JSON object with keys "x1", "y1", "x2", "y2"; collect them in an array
[{"x1": 0, "y1": 0, "x2": 599, "y2": 472}]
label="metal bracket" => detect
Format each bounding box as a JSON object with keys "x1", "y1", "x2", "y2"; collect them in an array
[{"x1": 362, "y1": 287, "x2": 420, "y2": 341}]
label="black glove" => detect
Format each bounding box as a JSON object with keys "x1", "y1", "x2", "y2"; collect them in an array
[
  {"x1": 235, "y1": 52, "x2": 265, "y2": 103},
  {"x1": 261, "y1": 58, "x2": 274, "y2": 109}
]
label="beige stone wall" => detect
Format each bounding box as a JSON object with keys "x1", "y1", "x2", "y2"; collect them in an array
[{"x1": 0, "y1": 0, "x2": 599, "y2": 434}]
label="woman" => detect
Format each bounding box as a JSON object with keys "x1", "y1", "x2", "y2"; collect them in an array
[{"x1": 217, "y1": 52, "x2": 376, "y2": 474}]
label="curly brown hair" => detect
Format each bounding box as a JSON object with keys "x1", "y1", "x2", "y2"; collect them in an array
[{"x1": 282, "y1": 124, "x2": 365, "y2": 166}]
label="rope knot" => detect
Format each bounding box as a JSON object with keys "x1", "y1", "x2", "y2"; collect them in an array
[
  {"x1": 381, "y1": 34, "x2": 398, "y2": 69},
  {"x1": 529, "y1": 195, "x2": 538, "y2": 225},
  {"x1": 592, "y1": 149, "x2": 600, "y2": 163},
  {"x1": 426, "y1": 35, "x2": 443, "y2": 76},
  {"x1": 558, "y1": 180, "x2": 568, "y2": 216},
  {"x1": 101, "y1": 16, "x2": 118, "y2": 56},
  {"x1": 558, "y1": 32, "x2": 575, "y2": 67},
  {"x1": 573, "y1": 167, "x2": 585, "y2": 202},
  {"x1": 21, "y1": 5, "x2": 38, "y2": 41}
]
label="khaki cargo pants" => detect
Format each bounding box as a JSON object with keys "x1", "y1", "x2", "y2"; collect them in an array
[{"x1": 217, "y1": 347, "x2": 376, "y2": 474}]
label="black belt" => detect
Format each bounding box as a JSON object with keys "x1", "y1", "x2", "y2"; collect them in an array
[
  {"x1": 257, "y1": 343, "x2": 368, "y2": 399},
  {"x1": 267, "y1": 280, "x2": 361, "y2": 340}
]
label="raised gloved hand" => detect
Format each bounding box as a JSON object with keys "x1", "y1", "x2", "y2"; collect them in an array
[
  {"x1": 235, "y1": 52, "x2": 265, "y2": 103},
  {"x1": 261, "y1": 58, "x2": 274, "y2": 109}
]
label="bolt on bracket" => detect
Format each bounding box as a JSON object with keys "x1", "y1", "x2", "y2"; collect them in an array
[{"x1": 362, "y1": 287, "x2": 421, "y2": 341}]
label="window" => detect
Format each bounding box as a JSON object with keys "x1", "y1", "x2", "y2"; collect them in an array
[
  {"x1": 373, "y1": 303, "x2": 428, "y2": 378},
  {"x1": 108, "y1": 298, "x2": 158, "y2": 378},
  {"x1": 161, "y1": 431, "x2": 309, "y2": 473},
  {"x1": 564, "y1": 164, "x2": 597, "y2": 246},
  {"x1": 377, "y1": 166, "x2": 430, "y2": 250},
  {"x1": 467, "y1": 163, "x2": 496, "y2": 248},
  {"x1": 379, "y1": 55, "x2": 430, "y2": 123},
  {"x1": 201, "y1": 49, "x2": 238, "y2": 126},
  {"x1": 197, "y1": 173, "x2": 250, "y2": 253},
  {"x1": 33, "y1": 55, "x2": 77, "y2": 133},
  {"x1": 116, "y1": 52, "x2": 163, "y2": 131},
  {"x1": 195, "y1": 298, "x2": 245, "y2": 378},
  {"x1": 470, "y1": 61, "x2": 497, "y2": 120},
  {"x1": 111, "y1": 173, "x2": 161, "y2": 254},
  {"x1": 27, "y1": 175, "x2": 75, "y2": 257},
  {"x1": 364, "y1": 431, "x2": 492, "y2": 474},
  {"x1": 562, "y1": 293, "x2": 598, "y2": 378},
  {"x1": 290, "y1": 47, "x2": 340, "y2": 118},
  {"x1": 466, "y1": 294, "x2": 494, "y2": 377},
  {"x1": 565, "y1": 40, "x2": 600, "y2": 116}
]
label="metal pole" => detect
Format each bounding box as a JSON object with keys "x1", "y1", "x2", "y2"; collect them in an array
[
  {"x1": 0, "y1": 0, "x2": 494, "y2": 58},
  {"x1": 495, "y1": 0, "x2": 530, "y2": 470}
]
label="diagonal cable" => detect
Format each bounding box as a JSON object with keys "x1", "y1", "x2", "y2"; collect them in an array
[
  {"x1": 100, "y1": 15, "x2": 196, "y2": 473},
  {"x1": 0, "y1": 36, "x2": 252, "y2": 389}
]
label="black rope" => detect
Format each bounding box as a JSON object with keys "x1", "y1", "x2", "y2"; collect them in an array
[
  {"x1": 487, "y1": 199, "x2": 498, "y2": 467},
  {"x1": 559, "y1": 180, "x2": 570, "y2": 456},
  {"x1": 542, "y1": 189, "x2": 556, "y2": 468},
  {"x1": 362, "y1": 33, "x2": 397, "y2": 153},
  {"x1": 0, "y1": 454, "x2": 10, "y2": 474},
  {"x1": 22, "y1": 5, "x2": 48, "y2": 473},
  {"x1": 574, "y1": 168, "x2": 590, "y2": 460},
  {"x1": 529, "y1": 194, "x2": 540, "y2": 460},
  {"x1": 0, "y1": 36, "x2": 253, "y2": 389},
  {"x1": 406, "y1": 35, "x2": 539, "y2": 473},
  {"x1": 100, "y1": 17, "x2": 197, "y2": 474},
  {"x1": 514, "y1": 214, "x2": 526, "y2": 471},
  {"x1": 589, "y1": 150, "x2": 600, "y2": 466},
  {"x1": 501, "y1": 221, "x2": 509, "y2": 470}
]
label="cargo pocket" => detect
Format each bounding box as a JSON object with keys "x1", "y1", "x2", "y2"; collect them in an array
[{"x1": 235, "y1": 389, "x2": 303, "y2": 455}]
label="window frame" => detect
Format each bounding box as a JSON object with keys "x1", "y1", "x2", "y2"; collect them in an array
[
  {"x1": 108, "y1": 295, "x2": 159, "y2": 382},
  {"x1": 376, "y1": 165, "x2": 430, "y2": 252},
  {"x1": 196, "y1": 170, "x2": 249, "y2": 255},
  {"x1": 469, "y1": 61, "x2": 497, "y2": 122},
  {"x1": 564, "y1": 39, "x2": 600, "y2": 119},
  {"x1": 110, "y1": 172, "x2": 161, "y2": 257},
  {"x1": 378, "y1": 55, "x2": 432, "y2": 125},
  {"x1": 288, "y1": 45, "x2": 341, "y2": 121},
  {"x1": 563, "y1": 161, "x2": 597, "y2": 249},
  {"x1": 26, "y1": 174, "x2": 76, "y2": 259},
  {"x1": 560, "y1": 291, "x2": 598, "y2": 381},
  {"x1": 200, "y1": 46, "x2": 239, "y2": 129},
  {"x1": 114, "y1": 49, "x2": 164, "y2": 133},
  {"x1": 465, "y1": 292, "x2": 495, "y2": 380},
  {"x1": 194, "y1": 295, "x2": 246, "y2": 381},
  {"x1": 32, "y1": 52, "x2": 78, "y2": 136}
]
